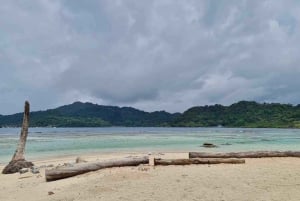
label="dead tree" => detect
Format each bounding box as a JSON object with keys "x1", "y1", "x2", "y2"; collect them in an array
[
  {"x1": 2, "y1": 101, "x2": 34, "y2": 174},
  {"x1": 189, "y1": 151, "x2": 300, "y2": 159},
  {"x1": 154, "y1": 158, "x2": 245, "y2": 166},
  {"x1": 45, "y1": 157, "x2": 149, "y2": 181}
]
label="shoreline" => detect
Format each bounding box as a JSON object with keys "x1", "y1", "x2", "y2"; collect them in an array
[
  {"x1": 2, "y1": 127, "x2": 300, "y2": 166},
  {"x1": 0, "y1": 149, "x2": 193, "y2": 165},
  {"x1": 0, "y1": 151, "x2": 190, "y2": 168}
]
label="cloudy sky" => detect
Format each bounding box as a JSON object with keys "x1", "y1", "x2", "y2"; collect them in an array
[{"x1": 1, "y1": 0, "x2": 300, "y2": 114}]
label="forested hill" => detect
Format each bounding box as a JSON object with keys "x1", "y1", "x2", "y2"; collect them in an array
[
  {"x1": 1, "y1": 101, "x2": 300, "y2": 128},
  {"x1": 173, "y1": 101, "x2": 300, "y2": 128},
  {"x1": 0, "y1": 102, "x2": 180, "y2": 127}
]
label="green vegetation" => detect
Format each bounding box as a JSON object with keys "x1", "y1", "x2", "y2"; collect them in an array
[
  {"x1": 172, "y1": 101, "x2": 300, "y2": 128},
  {"x1": 1, "y1": 101, "x2": 300, "y2": 128}
]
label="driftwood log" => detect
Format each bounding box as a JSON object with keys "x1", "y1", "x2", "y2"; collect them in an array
[
  {"x1": 2, "y1": 101, "x2": 33, "y2": 174},
  {"x1": 45, "y1": 157, "x2": 149, "y2": 181},
  {"x1": 154, "y1": 158, "x2": 245, "y2": 166},
  {"x1": 189, "y1": 151, "x2": 300, "y2": 159}
]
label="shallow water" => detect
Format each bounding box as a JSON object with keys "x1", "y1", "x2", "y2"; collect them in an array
[{"x1": 0, "y1": 127, "x2": 300, "y2": 164}]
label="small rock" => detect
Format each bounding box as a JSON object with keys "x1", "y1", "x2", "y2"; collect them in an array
[
  {"x1": 137, "y1": 165, "x2": 150, "y2": 172},
  {"x1": 76, "y1": 157, "x2": 87, "y2": 163},
  {"x1": 31, "y1": 166, "x2": 40, "y2": 174},
  {"x1": 48, "y1": 191, "x2": 55, "y2": 195},
  {"x1": 202, "y1": 143, "x2": 218, "y2": 148},
  {"x1": 19, "y1": 168, "x2": 29, "y2": 174}
]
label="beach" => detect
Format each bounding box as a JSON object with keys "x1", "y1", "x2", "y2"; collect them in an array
[{"x1": 1, "y1": 152, "x2": 300, "y2": 201}]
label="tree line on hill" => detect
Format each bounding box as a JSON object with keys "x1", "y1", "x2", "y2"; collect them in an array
[{"x1": 1, "y1": 101, "x2": 300, "y2": 128}]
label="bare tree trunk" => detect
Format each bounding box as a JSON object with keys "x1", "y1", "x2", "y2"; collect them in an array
[
  {"x1": 12, "y1": 101, "x2": 30, "y2": 161},
  {"x1": 2, "y1": 101, "x2": 33, "y2": 174},
  {"x1": 154, "y1": 158, "x2": 245, "y2": 166},
  {"x1": 189, "y1": 151, "x2": 300, "y2": 159},
  {"x1": 45, "y1": 157, "x2": 149, "y2": 181}
]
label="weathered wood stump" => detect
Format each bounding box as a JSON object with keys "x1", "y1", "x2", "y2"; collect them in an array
[
  {"x1": 2, "y1": 101, "x2": 34, "y2": 174},
  {"x1": 2, "y1": 160, "x2": 33, "y2": 174}
]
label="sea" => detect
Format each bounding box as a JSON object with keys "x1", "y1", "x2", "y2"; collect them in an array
[{"x1": 1, "y1": 127, "x2": 300, "y2": 164}]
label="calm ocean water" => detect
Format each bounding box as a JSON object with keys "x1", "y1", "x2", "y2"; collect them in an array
[{"x1": 0, "y1": 127, "x2": 300, "y2": 164}]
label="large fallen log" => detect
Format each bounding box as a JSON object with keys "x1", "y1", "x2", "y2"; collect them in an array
[
  {"x1": 189, "y1": 151, "x2": 300, "y2": 159},
  {"x1": 154, "y1": 158, "x2": 245, "y2": 166},
  {"x1": 45, "y1": 156, "x2": 149, "y2": 181}
]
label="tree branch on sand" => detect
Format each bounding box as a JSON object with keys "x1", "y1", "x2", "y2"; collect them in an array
[
  {"x1": 2, "y1": 101, "x2": 34, "y2": 174},
  {"x1": 189, "y1": 151, "x2": 300, "y2": 159},
  {"x1": 154, "y1": 158, "x2": 245, "y2": 166},
  {"x1": 45, "y1": 157, "x2": 149, "y2": 181}
]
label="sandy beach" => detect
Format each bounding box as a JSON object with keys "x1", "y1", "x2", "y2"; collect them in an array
[{"x1": 1, "y1": 152, "x2": 300, "y2": 201}]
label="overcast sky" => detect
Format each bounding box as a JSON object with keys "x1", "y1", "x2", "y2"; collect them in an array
[{"x1": 1, "y1": 0, "x2": 300, "y2": 114}]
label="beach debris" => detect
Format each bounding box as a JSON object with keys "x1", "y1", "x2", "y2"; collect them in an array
[
  {"x1": 31, "y1": 166, "x2": 40, "y2": 174},
  {"x1": 48, "y1": 191, "x2": 55, "y2": 195},
  {"x1": 189, "y1": 151, "x2": 300, "y2": 159},
  {"x1": 19, "y1": 172, "x2": 33, "y2": 179},
  {"x1": 137, "y1": 164, "x2": 150, "y2": 171},
  {"x1": 2, "y1": 101, "x2": 34, "y2": 174},
  {"x1": 76, "y1": 157, "x2": 87, "y2": 163},
  {"x1": 3, "y1": 160, "x2": 34, "y2": 174},
  {"x1": 45, "y1": 156, "x2": 149, "y2": 181},
  {"x1": 149, "y1": 156, "x2": 155, "y2": 166},
  {"x1": 39, "y1": 164, "x2": 54, "y2": 169},
  {"x1": 154, "y1": 158, "x2": 245, "y2": 166},
  {"x1": 19, "y1": 168, "x2": 29, "y2": 174},
  {"x1": 202, "y1": 143, "x2": 218, "y2": 148}
]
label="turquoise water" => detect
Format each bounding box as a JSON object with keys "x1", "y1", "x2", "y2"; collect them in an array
[{"x1": 1, "y1": 127, "x2": 300, "y2": 164}]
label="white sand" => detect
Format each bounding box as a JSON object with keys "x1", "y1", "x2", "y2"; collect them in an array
[{"x1": 1, "y1": 153, "x2": 300, "y2": 201}]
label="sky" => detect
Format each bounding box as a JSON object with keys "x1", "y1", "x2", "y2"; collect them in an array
[{"x1": 1, "y1": 0, "x2": 300, "y2": 114}]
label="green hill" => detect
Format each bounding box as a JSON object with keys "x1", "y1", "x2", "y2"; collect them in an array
[
  {"x1": 172, "y1": 101, "x2": 300, "y2": 128},
  {"x1": 1, "y1": 101, "x2": 300, "y2": 128},
  {"x1": 0, "y1": 102, "x2": 179, "y2": 127}
]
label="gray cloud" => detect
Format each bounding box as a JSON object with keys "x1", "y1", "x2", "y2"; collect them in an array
[{"x1": 1, "y1": 0, "x2": 300, "y2": 114}]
